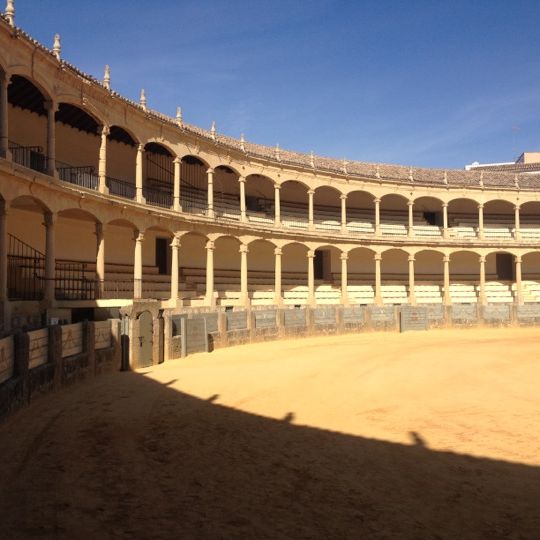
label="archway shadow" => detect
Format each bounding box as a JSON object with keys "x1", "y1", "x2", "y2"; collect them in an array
[{"x1": 0, "y1": 370, "x2": 539, "y2": 539}]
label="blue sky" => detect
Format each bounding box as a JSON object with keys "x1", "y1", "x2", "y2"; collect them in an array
[{"x1": 14, "y1": 0, "x2": 540, "y2": 168}]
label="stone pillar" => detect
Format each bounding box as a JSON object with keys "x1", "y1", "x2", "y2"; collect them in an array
[
  {"x1": 134, "y1": 230, "x2": 144, "y2": 299},
  {"x1": 374, "y1": 253, "x2": 382, "y2": 306},
  {"x1": 205, "y1": 240, "x2": 215, "y2": 305},
  {"x1": 95, "y1": 222, "x2": 105, "y2": 299},
  {"x1": 374, "y1": 198, "x2": 381, "y2": 236},
  {"x1": 44, "y1": 212, "x2": 56, "y2": 302},
  {"x1": 239, "y1": 176, "x2": 247, "y2": 222},
  {"x1": 0, "y1": 70, "x2": 10, "y2": 160},
  {"x1": 240, "y1": 243, "x2": 249, "y2": 306},
  {"x1": 274, "y1": 247, "x2": 282, "y2": 305},
  {"x1": 274, "y1": 183, "x2": 281, "y2": 227},
  {"x1": 479, "y1": 255, "x2": 486, "y2": 305},
  {"x1": 340, "y1": 194, "x2": 347, "y2": 234},
  {"x1": 478, "y1": 203, "x2": 484, "y2": 239},
  {"x1": 307, "y1": 249, "x2": 315, "y2": 306},
  {"x1": 173, "y1": 157, "x2": 181, "y2": 211},
  {"x1": 442, "y1": 203, "x2": 449, "y2": 238},
  {"x1": 135, "y1": 144, "x2": 145, "y2": 203},
  {"x1": 170, "y1": 235, "x2": 180, "y2": 302},
  {"x1": 98, "y1": 125, "x2": 109, "y2": 193},
  {"x1": 207, "y1": 168, "x2": 215, "y2": 218},
  {"x1": 515, "y1": 255, "x2": 523, "y2": 305},
  {"x1": 340, "y1": 252, "x2": 349, "y2": 305},
  {"x1": 514, "y1": 205, "x2": 521, "y2": 240},
  {"x1": 408, "y1": 255, "x2": 416, "y2": 305},
  {"x1": 45, "y1": 100, "x2": 57, "y2": 177},
  {"x1": 407, "y1": 200, "x2": 414, "y2": 238},
  {"x1": 0, "y1": 201, "x2": 8, "y2": 301},
  {"x1": 443, "y1": 255, "x2": 451, "y2": 306},
  {"x1": 308, "y1": 189, "x2": 315, "y2": 230}
]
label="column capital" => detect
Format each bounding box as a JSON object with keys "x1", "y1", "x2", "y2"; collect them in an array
[
  {"x1": 206, "y1": 167, "x2": 214, "y2": 175},
  {"x1": 340, "y1": 252, "x2": 349, "y2": 261},
  {"x1": 0, "y1": 199, "x2": 10, "y2": 216},
  {"x1": 514, "y1": 204, "x2": 521, "y2": 211},
  {"x1": 100, "y1": 125, "x2": 110, "y2": 137},
  {"x1": 442, "y1": 202, "x2": 448, "y2": 208},
  {"x1": 95, "y1": 222, "x2": 105, "y2": 237},
  {"x1": 134, "y1": 230, "x2": 144, "y2": 243},
  {"x1": 374, "y1": 253, "x2": 382, "y2": 261},
  {"x1": 173, "y1": 156, "x2": 181, "y2": 165},
  {"x1": 0, "y1": 70, "x2": 11, "y2": 85},
  {"x1": 479, "y1": 255, "x2": 486, "y2": 264},
  {"x1": 477, "y1": 203, "x2": 484, "y2": 210},
  {"x1": 239, "y1": 243, "x2": 249, "y2": 254},
  {"x1": 408, "y1": 255, "x2": 415, "y2": 262},
  {"x1": 307, "y1": 189, "x2": 315, "y2": 196},
  {"x1": 374, "y1": 197, "x2": 381, "y2": 204},
  {"x1": 205, "y1": 240, "x2": 215, "y2": 251},
  {"x1": 274, "y1": 247, "x2": 282, "y2": 256},
  {"x1": 274, "y1": 182, "x2": 281, "y2": 190},
  {"x1": 407, "y1": 200, "x2": 414, "y2": 207},
  {"x1": 515, "y1": 255, "x2": 522, "y2": 264},
  {"x1": 443, "y1": 255, "x2": 450, "y2": 263},
  {"x1": 44, "y1": 99, "x2": 58, "y2": 114},
  {"x1": 137, "y1": 143, "x2": 144, "y2": 153},
  {"x1": 340, "y1": 193, "x2": 348, "y2": 201},
  {"x1": 44, "y1": 211, "x2": 56, "y2": 226},
  {"x1": 238, "y1": 175, "x2": 246, "y2": 184},
  {"x1": 170, "y1": 236, "x2": 181, "y2": 248},
  {"x1": 307, "y1": 249, "x2": 316, "y2": 258}
]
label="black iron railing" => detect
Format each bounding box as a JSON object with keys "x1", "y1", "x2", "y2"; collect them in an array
[
  {"x1": 57, "y1": 165, "x2": 98, "y2": 190},
  {"x1": 7, "y1": 234, "x2": 45, "y2": 300},
  {"x1": 55, "y1": 261, "x2": 96, "y2": 300},
  {"x1": 143, "y1": 184, "x2": 173, "y2": 208},
  {"x1": 8, "y1": 142, "x2": 48, "y2": 174},
  {"x1": 106, "y1": 176, "x2": 136, "y2": 199}
]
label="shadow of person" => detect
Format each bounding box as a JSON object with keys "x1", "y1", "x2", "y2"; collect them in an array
[
  {"x1": 282, "y1": 412, "x2": 295, "y2": 423},
  {"x1": 409, "y1": 431, "x2": 428, "y2": 448}
]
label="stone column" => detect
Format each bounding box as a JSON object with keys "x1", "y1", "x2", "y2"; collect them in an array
[
  {"x1": 340, "y1": 194, "x2": 347, "y2": 234},
  {"x1": 514, "y1": 205, "x2": 521, "y2": 240},
  {"x1": 308, "y1": 189, "x2": 315, "y2": 230},
  {"x1": 170, "y1": 235, "x2": 180, "y2": 302},
  {"x1": 307, "y1": 249, "x2": 315, "y2": 306},
  {"x1": 443, "y1": 255, "x2": 451, "y2": 305},
  {"x1": 45, "y1": 100, "x2": 57, "y2": 177},
  {"x1": 207, "y1": 168, "x2": 215, "y2": 218},
  {"x1": 133, "y1": 230, "x2": 144, "y2": 299},
  {"x1": 374, "y1": 198, "x2": 381, "y2": 236},
  {"x1": 407, "y1": 200, "x2": 414, "y2": 238},
  {"x1": 274, "y1": 247, "x2": 282, "y2": 305},
  {"x1": 479, "y1": 255, "x2": 486, "y2": 305},
  {"x1": 135, "y1": 144, "x2": 145, "y2": 203},
  {"x1": 98, "y1": 125, "x2": 109, "y2": 193},
  {"x1": 0, "y1": 201, "x2": 8, "y2": 301},
  {"x1": 408, "y1": 255, "x2": 416, "y2": 305},
  {"x1": 173, "y1": 157, "x2": 181, "y2": 211},
  {"x1": 274, "y1": 183, "x2": 281, "y2": 227},
  {"x1": 340, "y1": 252, "x2": 349, "y2": 305},
  {"x1": 95, "y1": 222, "x2": 105, "y2": 299},
  {"x1": 240, "y1": 243, "x2": 249, "y2": 306},
  {"x1": 44, "y1": 212, "x2": 56, "y2": 302},
  {"x1": 0, "y1": 70, "x2": 10, "y2": 160},
  {"x1": 239, "y1": 176, "x2": 247, "y2": 222},
  {"x1": 478, "y1": 203, "x2": 484, "y2": 239},
  {"x1": 205, "y1": 240, "x2": 215, "y2": 305},
  {"x1": 515, "y1": 255, "x2": 523, "y2": 305},
  {"x1": 442, "y1": 203, "x2": 449, "y2": 238},
  {"x1": 374, "y1": 253, "x2": 382, "y2": 306}
]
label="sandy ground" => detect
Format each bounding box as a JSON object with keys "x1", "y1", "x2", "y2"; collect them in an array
[{"x1": 1, "y1": 327, "x2": 540, "y2": 539}]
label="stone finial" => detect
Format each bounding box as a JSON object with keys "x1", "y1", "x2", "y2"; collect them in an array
[
  {"x1": 310, "y1": 150, "x2": 315, "y2": 168},
  {"x1": 342, "y1": 159, "x2": 348, "y2": 175},
  {"x1": 408, "y1": 167, "x2": 413, "y2": 182},
  {"x1": 53, "y1": 33, "x2": 61, "y2": 61},
  {"x1": 275, "y1": 143, "x2": 281, "y2": 161},
  {"x1": 175, "y1": 106, "x2": 183, "y2": 126},
  {"x1": 210, "y1": 121, "x2": 216, "y2": 140},
  {"x1": 139, "y1": 89, "x2": 147, "y2": 110},
  {"x1": 5, "y1": 0, "x2": 14, "y2": 26},
  {"x1": 479, "y1": 171, "x2": 484, "y2": 187},
  {"x1": 103, "y1": 65, "x2": 110, "y2": 90},
  {"x1": 375, "y1": 164, "x2": 380, "y2": 179},
  {"x1": 240, "y1": 133, "x2": 245, "y2": 152},
  {"x1": 443, "y1": 170, "x2": 448, "y2": 185},
  {"x1": 514, "y1": 174, "x2": 520, "y2": 190}
]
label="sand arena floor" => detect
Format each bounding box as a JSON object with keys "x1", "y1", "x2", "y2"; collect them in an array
[{"x1": 1, "y1": 327, "x2": 540, "y2": 539}]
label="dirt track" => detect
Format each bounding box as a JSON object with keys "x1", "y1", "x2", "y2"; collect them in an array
[{"x1": 1, "y1": 327, "x2": 540, "y2": 539}]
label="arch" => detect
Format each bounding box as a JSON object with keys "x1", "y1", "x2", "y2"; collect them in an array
[
  {"x1": 279, "y1": 178, "x2": 312, "y2": 192},
  {"x1": 379, "y1": 193, "x2": 410, "y2": 206},
  {"x1": 109, "y1": 125, "x2": 138, "y2": 147},
  {"x1": 180, "y1": 155, "x2": 209, "y2": 214},
  {"x1": 106, "y1": 217, "x2": 139, "y2": 230},
  {"x1": 10, "y1": 195, "x2": 52, "y2": 214},
  {"x1": 412, "y1": 194, "x2": 445, "y2": 206},
  {"x1": 144, "y1": 141, "x2": 174, "y2": 157},
  {"x1": 413, "y1": 250, "x2": 445, "y2": 302},
  {"x1": 214, "y1": 163, "x2": 242, "y2": 177},
  {"x1": 56, "y1": 101, "x2": 102, "y2": 134},
  {"x1": 180, "y1": 153, "x2": 210, "y2": 169},
  {"x1": 7, "y1": 74, "x2": 52, "y2": 115},
  {"x1": 483, "y1": 199, "x2": 515, "y2": 213},
  {"x1": 57, "y1": 208, "x2": 100, "y2": 223}
]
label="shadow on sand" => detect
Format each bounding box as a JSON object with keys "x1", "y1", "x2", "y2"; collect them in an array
[{"x1": 0, "y1": 369, "x2": 539, "y2": 539}]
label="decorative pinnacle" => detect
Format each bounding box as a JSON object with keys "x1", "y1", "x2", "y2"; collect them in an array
[
  {"x1": 210, "y1": 121, "x2": 216, "y2": 140},
  {"x1": 103, "y1": 65, "x2": 110, "y2": 90},
  {"x1": 443, "y1": 170, "x2": 448, "y2": 185},
  {"x1": 240, "y1": 133, "x2": 245, "y2": 152},
  {"x1": 53, "y1": 33, "x2": 61, "y2": 61},
  {"x1": 375, "y1": 164, "x2": 380, "y2": 179},
  {"x1": 514, "y1": 174, "x2": 520, "y2": 189},
  {"x1": 275, "y1": 143, "x2": 281, "y2": 161},
  {"x1": 479, "y1": 171, "x2": 484, "y2": 187},
  {"x1": 310, "y1": 150, "x2": 315, "y2": 168},
  {"x1": 5, "y1": 0, "x2": 14, "y2": 26},
  {"x1": 408, "y1": 167, "x2": 413, "y2": 182},
  {"x1": 175, "y1": 106, "x2": 183, "y2": 125},
  {"x1": 139, "y1": 89, "x2": 147, "y2": 110},
  {"x1": 342, "y1": 159, "x2": 348, "y2": 175}
]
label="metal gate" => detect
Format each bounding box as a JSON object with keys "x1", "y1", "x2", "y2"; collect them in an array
[{"x1": 137, "y1": 311, "x2": 153, "y2": 367}]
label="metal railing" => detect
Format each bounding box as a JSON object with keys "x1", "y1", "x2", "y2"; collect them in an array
[
  {"x1": 8, "y1": 142, "x2": 48, "y2": 174},
  {"x1": 7, "y1": 234, "x2": 45, "y2": 300},
  {"x1": 106, "y1": 176, "x2": 136, "y2": 199},
  {"x1": 55, "y1": 261, "x2": 96, "y2": 301},
  {"x1": 143, "y1": 184, "x2": 173, "y2": 208},
  {"x1": 57, "y1": 165, "x2": 99, "y2": 190}
]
